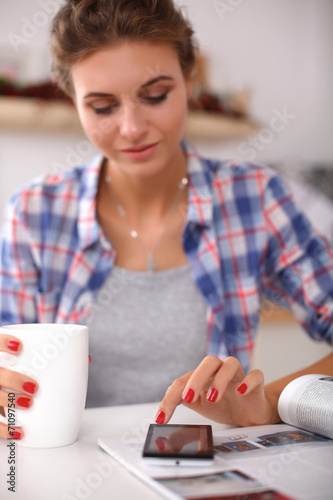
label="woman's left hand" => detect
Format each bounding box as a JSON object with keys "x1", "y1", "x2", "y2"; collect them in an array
[{"x1": 155, "y1": 355, "x2": 281, "y2": 427}]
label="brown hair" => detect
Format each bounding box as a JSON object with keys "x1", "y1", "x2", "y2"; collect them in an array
[{"x1": 50, "y1": 0, "x2": 197, "y2": 97}]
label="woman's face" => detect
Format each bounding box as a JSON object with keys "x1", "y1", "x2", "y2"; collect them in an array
[{"x1": 71, "y1": 42, "x2": 192, "y2": 180}]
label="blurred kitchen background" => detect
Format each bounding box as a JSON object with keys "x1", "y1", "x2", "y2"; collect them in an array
[{"x1": 0, "y1": 0, "x2": 332, "y2": 380}]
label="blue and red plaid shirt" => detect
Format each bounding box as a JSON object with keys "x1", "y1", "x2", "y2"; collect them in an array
[{"x1": 1, "y1": 141, "x2": 332, "y2": 372}]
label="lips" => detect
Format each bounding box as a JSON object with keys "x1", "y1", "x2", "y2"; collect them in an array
[
  {"x1": 120, "y1": 142, "x2": 160, "y2": 160},
  {"x1": 121, "y1": 142, "x2": 158, "y2": 153}
]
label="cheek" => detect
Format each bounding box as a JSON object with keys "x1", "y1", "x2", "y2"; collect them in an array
[
  {"x1": 157, "y1": 96, "x2": 188, "y2": 139},
  {"x1": 82, "y1": 114, "x2": 116, "y2": 149}
]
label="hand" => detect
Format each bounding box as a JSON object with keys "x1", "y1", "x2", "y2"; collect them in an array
[
  {"x1": 0, "y1": 335, "x2": 39, "y2": 441},
  {"x1": 155, "y1": 356, "x2": 280, "y2": 427}
]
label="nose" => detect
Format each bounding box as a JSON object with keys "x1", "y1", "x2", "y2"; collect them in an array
[{"x1": 119, "y1": 103, "x2": 148, "y2": 141}]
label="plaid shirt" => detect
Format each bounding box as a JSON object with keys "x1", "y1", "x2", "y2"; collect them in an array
[{"x1": 1, "y1": 141, "x2": 332, "y2": 372}]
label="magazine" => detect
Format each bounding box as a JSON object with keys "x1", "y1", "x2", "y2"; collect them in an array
[
  {"x1": 98, "y1": 374, "x2": 333, "y2": 500},
  {"x1": 277, "y1": 374, "x2": 333, "y2": 439}
]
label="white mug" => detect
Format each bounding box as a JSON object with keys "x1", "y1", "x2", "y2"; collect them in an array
[{"x1": 0, "y1": 323, "x2": 89, "y2": 448}]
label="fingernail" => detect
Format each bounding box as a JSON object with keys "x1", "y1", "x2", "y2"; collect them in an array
[
  {"x1": 7, "y1": 340, "x2": 20, "y2": 352},
  {"x1": 237, "y1": 383, "x2": 248, "y2": 395},
  {"x1": 207, "y1": 387, "x2": 218, "y2": 403},
  {"x1": 17, "y1": 397, "x2": 32, "y2": 408},
  {"x1": 23, "y1": 382, "x2": 37, "y2": 394},
  {"x1": 155, "y1": 438, "x2": 165, "y2": 452},
  {"x1": 183, "y1": 388, "x2": 195, "y2": 403},
  {"x1": 155, "y1": 410, "x2": 165, "y2": 425},
  {"x1": 9, "y1": 431, "x2": 22, "y2": 440}
]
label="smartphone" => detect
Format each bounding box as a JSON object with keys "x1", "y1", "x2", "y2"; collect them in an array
[{"x1": 142, "y1": 424, "x2": 214, "y2": 466}]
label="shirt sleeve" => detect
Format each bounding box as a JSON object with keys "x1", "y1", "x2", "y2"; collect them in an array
[
  {"x1": 261, "y1": 173, "x2": 333, "y2": 345},
  {"x1": 0, "y1": 194, "x2": 39, "y2": 325}
]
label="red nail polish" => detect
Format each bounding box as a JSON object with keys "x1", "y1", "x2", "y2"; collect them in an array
[
  {"x1": 183, "y1": 388, "x2": 195, "y2": 403},
  {"x1": 207, "y1": 387, "x2": 218, "y2": 403},
  {"x1": 9, "y1": 431, "x2": 22, "y2": 440},
  {"x1": 88, "y1": 355, "x2": 92, "y2": 364},
  {"x1": 7, "y1": 341, "x2": 20, "y2": 352},
  {"x1": 155, "y1": 410, "x2": 165, "y2": 425},
  {"x1": 23, "y1": 382, "x2": 37, "y2": 395},
  {"x1": 237, "y1": 383, "x2": 248, "y2": 395},
  {"x1": 17, "y1": 397, "x2": 32, "y2": 408}
]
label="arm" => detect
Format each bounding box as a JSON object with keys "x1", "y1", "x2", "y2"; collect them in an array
[
  {"x1": 0, "y1": 194, "x2": 39, "y2": 325},
  {"x1": 261, "y1": 173, "x2": 333, "y2": 344},
  {"x1": 0, "y1": 195, "x2": 40, "y2": 440},
  {"x1": 157, "y1": 172, "x2": 333, "y2": 427},
  {"x1": 264, "y1": 351, "x2": 333, "y2": 423}
]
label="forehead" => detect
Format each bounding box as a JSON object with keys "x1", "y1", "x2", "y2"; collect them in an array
[{"x1": 71, "y1": 42, "x2": 183, "y2": 96}]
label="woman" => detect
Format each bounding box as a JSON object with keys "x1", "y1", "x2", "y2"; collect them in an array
[{"x1": 0, "y1": 0, "x2": 332, "y2": 440}]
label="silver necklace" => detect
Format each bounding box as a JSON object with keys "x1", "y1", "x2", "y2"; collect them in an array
[{"x1": 105, "y1": 174, "x2": 188, "y2": 272}]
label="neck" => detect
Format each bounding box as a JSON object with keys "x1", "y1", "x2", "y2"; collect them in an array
[{"x1": 103, "y1": 146, "x2": 187, "y2": 218}]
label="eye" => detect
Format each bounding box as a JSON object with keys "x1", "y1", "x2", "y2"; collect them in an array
[
  {"x1": 143, "y1": 92, "x2": 168, "y2": 105},
  {"x1": 89, "y1": 99, "x2": 119, "y2": 115},
  {"x1": 93, "y1": 103, "x2": 118, "y2": 115}
]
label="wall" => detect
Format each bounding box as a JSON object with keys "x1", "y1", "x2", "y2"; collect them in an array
[{"x1": 176, "y1": 0, "x2": 333, "y2": 163}]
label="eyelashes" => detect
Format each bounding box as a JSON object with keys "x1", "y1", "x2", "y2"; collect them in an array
[
  {"x1": 94, "y1": 104, "x2": 117, "y2": 115},
  {"x1": 145, "y1": 93, "x2": 168, "y2": 104},
  {"x1": 93, "y1": 92, "x2": 168, "y2": 115}
]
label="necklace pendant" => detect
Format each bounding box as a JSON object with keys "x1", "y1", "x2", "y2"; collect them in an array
[
  {"x1": 179, "y1": 177, "x2": 189, "y2": 190},
  {"x1": 147, "y1": 253, "x2": 156, "y2": 272}
]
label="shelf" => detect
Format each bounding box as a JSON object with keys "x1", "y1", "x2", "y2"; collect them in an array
[
  {"x1": 186, "y1": 110, "x2": 258, "y2": 140},
  {"x1": 0, "y1": 96, "x2": 258, "y2": 139},
  {"x1": 0, "y1": 96, "x2": 82, "y2": 134}
]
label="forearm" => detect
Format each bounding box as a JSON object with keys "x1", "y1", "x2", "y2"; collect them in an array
[{"x1": 264, "y1": 351, "x2": 333, "y2": 423}]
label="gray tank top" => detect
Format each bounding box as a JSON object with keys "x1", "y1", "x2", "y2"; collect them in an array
[{"x1": 85, "y1": 264, "x2": 208, "y2": 407}]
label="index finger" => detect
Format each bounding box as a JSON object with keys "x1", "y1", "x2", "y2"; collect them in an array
[
  {"x1": 155, "y1": 356, "x2": 223, "y2": 424},
  {"x1": 155, "y1": 371, "x2": 193, "y2": 425}
]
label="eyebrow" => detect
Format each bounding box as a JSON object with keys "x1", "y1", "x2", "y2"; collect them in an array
[{"x1": 83, "y1": 75, "x2": 174, "y2": 99}]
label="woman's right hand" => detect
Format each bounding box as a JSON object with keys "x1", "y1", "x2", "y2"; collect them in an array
[{"x1": 0, "y1": 335, "x2": 38, "y2": 441}]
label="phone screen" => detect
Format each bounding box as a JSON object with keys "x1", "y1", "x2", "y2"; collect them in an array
[{"x1": 142, "y1": 424, "x2": 213, "y2": 460}]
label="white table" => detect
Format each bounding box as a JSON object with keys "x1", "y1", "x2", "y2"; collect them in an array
[{"x1": 0, "y1": 402, "x2": 332, "y2": 500}]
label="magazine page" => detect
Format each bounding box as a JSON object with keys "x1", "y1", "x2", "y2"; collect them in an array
[
  {"x1": 98, "y1": 434, "x2": 291, "y2": 499},
  {"x1": 97, "y1": 435, "x2": 268, "y2": 499},
  {"x1": 212, "y1": 423, "x2": 333, "y2": 500},
  {"x1": 154, "y1": 471, "x2": 295, "y2": 500},
  {"x1": 98, "y1": 421, "x2": 331, "y2": 500},
  {"x1": 277, "y1": 374, "x2": 333, "y2": 439},
  {"x1": 212, "y1": 423, "x2": 330, "y2": 461}
]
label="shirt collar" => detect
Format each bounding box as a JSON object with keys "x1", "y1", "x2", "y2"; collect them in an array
[
  {"x1": 183, "y1": 140, "x2": 214, "y2": 228},
  {"x1": 77, "y1": 153, "x2": 106, "y2": 250}
]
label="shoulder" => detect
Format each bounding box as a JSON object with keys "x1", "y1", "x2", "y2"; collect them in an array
[
  {"x1": 185, "y1": 140, "x2": 275, "y2": 185},
  {"x1": 5, "y1": 155, "x2": 102, "y2": 223},
  {"x1": 195, "y1": 152, "x2": 281, "y2": 196},
  {"x1": 10, "y1": 166, "x2": 82, "y2": 203}
]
